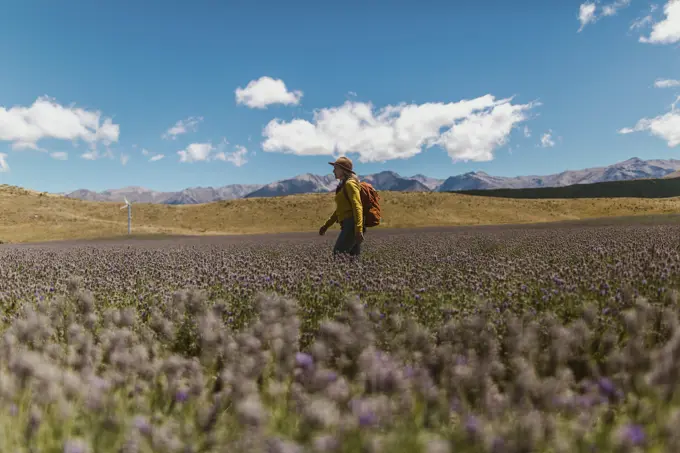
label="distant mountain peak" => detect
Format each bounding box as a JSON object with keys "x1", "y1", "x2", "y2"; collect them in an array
[
  {"x1": 374, "y1": 170, "x2": 401, "y2": 176},
  {"x1": 61, "y1": 157, "x2": 680, "y2": 204},
  {"x1": 616, "y1": 157, "x2": 644, "y2": 166},
  {"x1": 460, "y1": 171, "x2": 487, "y2": 177}
]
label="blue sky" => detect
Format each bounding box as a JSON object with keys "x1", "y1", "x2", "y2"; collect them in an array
[{"x1": 0, "y1": 0, "x2": 679, "y2": 193}]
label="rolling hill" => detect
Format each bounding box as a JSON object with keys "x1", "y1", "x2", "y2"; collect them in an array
[{"x1": 4, "y1": 182, "x2": 680, "y2": 244}]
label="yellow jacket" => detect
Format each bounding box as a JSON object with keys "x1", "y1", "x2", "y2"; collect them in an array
[{"x1": 323, "y1": 176, "x2": 364, "y2": 233}]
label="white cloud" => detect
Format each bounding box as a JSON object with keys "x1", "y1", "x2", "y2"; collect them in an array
[
  {"x1": 141, "y1": 148, "x2": 164, "y2": 161},
  {"x1": 235, "y1": 76, "x2": 303, "y2": 109},
  {"x1": 578, "y1": 0, "x2": 632, "y2": 31},
  {"x1": 540, "y1": 131, "x2": 556, "y2": 147},
  {"x1": 13, "y1": 142, "x2": 45, "y2": 151},
  {"x1": 261, "y1": 94, "x2": 537, "y2": 163},
  {"x1": 578, "y1": 2, "x2": 598, "y2": 31},
  {"x1": 630, "y1": 4, "x2": 659, "y2": 30},
  {"x1": 640, "y1": 0, "x2": 680, "y2": 44},
  {"x1": 178, "y1": 143, "x2": 214, "y2": 163},
  {"x1": 619, "y1": 97, "x2": 680, "y2": 146},
  {"x1": 120, "y1": 153, "x2": 129, "y2": 166},
  {"x1": 0, "y1": 96, "x2": 119, "y2": 151},
  {"x1": 523, "y1": 126, "x2": 531, "y2": 137},
  {"x1": 80, "y1": 148, "x2": 114, "y2": 160},
  {"x1": 215, "y1": 145, "x2": 248, "y2": 167},
  {"x1": 0, "y1": 153, "x2": 9, "y2": 172},
  {"x1": 631, "y1": 15, "x2": 654, "y2": 29},
  {"x1": 50, "y1": 151, "x2": 68, "y2": 160},
  {"x1": 162, "y1": 116, "x2": 203, "y2": 140},
  {"x1": 178, "y1": 140, "x2": 250, "y2": 165},
  {"x1": 655, "y1": 78, "x2": 680, "y2": 88},
  {"x1": 602, "y1": 0, "x2": 631, "y2": 16}
]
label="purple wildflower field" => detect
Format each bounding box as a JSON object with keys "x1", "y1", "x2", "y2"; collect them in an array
[{"x1": 1, "y1": 220, "x2": 680, "y2": 452}]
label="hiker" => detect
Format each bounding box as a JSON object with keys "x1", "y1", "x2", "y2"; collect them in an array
[{"x1": 319, "y1": 156, "x2": 366, "y2": 257}]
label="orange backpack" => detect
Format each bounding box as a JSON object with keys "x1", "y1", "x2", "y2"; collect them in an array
[{"x1": 342, "y1": 179, "x2": 382, "y2": 227}]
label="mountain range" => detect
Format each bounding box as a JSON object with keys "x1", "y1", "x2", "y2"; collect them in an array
[{"x1": 60, "y1": 157, "x2": 680, "y2": 204}]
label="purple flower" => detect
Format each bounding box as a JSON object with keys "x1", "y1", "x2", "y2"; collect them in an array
[
  {"x1": 133, "y1": 415, "x2": 151, "y2": 435},
  {"x1": 295, "y1": 352, "x2": 314, "y2": 369},
  {"x1": 175, "y1": 388, "x2": 189, "y2": 403},
  {"x1": 598, "y1": 377, "x2": 616, "y2": 397},
  {"x1": 324, "y1": 370, "x2": 338, "y2": 383},
  {"x1": 622, "y1": 424, "x2": 645, "y2": 446},
  {"x1": 581, "y1": 393, "x2": 599, "y2": 408},
  {"x1": 465, "y1": 415, "x2": 480, "y2": 436},
  {"x1": 350, "y1": 399, "x2": 377, "y2": 427},
  {"x1": 358, "y1": 411, "x2": 377, "y2": 427},
  {"x1": 449, "y1": 398, "x2": 461, "y2": 414}
]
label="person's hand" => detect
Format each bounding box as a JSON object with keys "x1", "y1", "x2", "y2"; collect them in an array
[
  {"x1": 355, "y1": 230, "x2": 364, "y2": 244},
  {"x1": 319, "y1": 225, "x2": 328, "y2": 236}
]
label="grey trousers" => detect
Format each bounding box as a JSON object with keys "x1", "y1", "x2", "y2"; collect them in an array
[{"x1": 333, "y1": 217, "x2": 366, "y2": 257}]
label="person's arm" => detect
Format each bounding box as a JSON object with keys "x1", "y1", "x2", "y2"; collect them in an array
[
  {"x1": 322, "y1": 212, "x2": 338, "y2": 230},
  {"x1": 344, "y1": 179, "x2": 363, "y2": 234}
]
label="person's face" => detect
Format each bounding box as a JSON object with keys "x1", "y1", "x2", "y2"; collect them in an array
[{"x1": 333, "y1": 165, "x2": 343, "y2": 179}]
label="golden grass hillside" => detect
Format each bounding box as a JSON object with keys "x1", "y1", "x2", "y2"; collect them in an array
[{"x1": 1, "y1": 184, "x2": 680, "y2": 243}]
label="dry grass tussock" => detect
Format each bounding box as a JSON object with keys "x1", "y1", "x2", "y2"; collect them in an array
[{"x1": 1, "y1": 184, "x2": 680, "y2": 243}]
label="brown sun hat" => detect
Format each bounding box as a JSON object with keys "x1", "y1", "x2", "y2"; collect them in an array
[{"x1": 329, "y1": 156, "x2": 355, "y2": 174}]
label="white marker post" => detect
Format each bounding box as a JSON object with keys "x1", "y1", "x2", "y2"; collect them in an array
[{"x1": 120, "y1": 196, "x2": 132, "y2": 235}]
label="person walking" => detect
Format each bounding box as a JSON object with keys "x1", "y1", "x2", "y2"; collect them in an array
[{"x1": 319, "y1": 156, "x2": 366, "y2": 257}]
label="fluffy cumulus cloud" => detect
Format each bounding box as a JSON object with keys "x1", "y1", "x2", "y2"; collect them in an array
[
  {"x1": 215, "y1": 145, "x2": 248, "y2": 167},
  {"x1": 619, "y1": 97, "x2": 680, "y2": 146},
  {"x1": 178, "y1": 143, "x2": 214, "y2": 163},
  {"x1": 162, "y1": 116, "x2": 203, "y2": 140},
  {"x1": 578, "y1": 2, "x2": 598, "y2": 31},
  {"x1": 640, "y1": 0, "x2": 680, "y2": 44},
  {"x1": 261, "y1": 94, "x2": 536, "y2": 163},
  {"x1": 177, "y1": 141, "x2": 249, "y2": 165},
  {"x1": 0, "y1": 96, "x2": 119, "y2": 155},
  {"x1": 235, "y1": 76, "x2": 303, "y2": 109}
]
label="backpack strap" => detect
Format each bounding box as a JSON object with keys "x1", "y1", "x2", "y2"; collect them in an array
[
  {"x1": 341, "y1": 179, "x2": 349, "y2": 203},
  {"x1": 340, "y1": 175, "x2": 359, "y2": 203}
]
